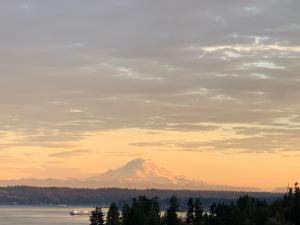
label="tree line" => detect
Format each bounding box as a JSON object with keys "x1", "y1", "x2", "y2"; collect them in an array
[
  {"x1": 0, "y1": 186, "x2": 280, "y2": 206},
  {"x1": 90, "y1": 183, "x2": 300, "y2": 225}
]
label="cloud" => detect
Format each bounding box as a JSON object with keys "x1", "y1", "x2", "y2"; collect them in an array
[
  {"x1": 242, "y1": 61, "x2": 285, "y2": 70},
  {"x1": 130, "y1": 123, "x2": 300, "y2": 153},
  {"x1": 49, "y1": 149, "x2": 92, "y2": 158},
  {"x1": 0, "y1": 142, "x2": 78, "y2": 150},
  {"x1": 64, "y1": 42, "x2": 85, "y2": 48},
  {"x1": 70, "y1": 109, "x2": 83, "y2": 113},
  {"x1": 102, "y1": 151, "x2": 146, "y2": 158},
  {"x1": 0, "y1": 131, "x2": 87, "y2": 150},
  {"x1": 130, "y1": 134, "x2": 300, "y2": 153},
  {"x1": 20, "y1": 165, "x2": 91, "y2": 179},
  {"x1": 244, "y1": 6, "x2": 262, "y2": 15},
  {"x1": 19, "y1": 3, "x2": 32, "y2": 10}
]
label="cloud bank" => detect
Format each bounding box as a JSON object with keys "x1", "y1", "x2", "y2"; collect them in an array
[{"x1": 0, "y1": 0, "x2": 300, "y2": 153}]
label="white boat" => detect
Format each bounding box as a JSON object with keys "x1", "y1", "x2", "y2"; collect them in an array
[{"x1": 70, "y1": 209, "x2": 91, "y2": 216}]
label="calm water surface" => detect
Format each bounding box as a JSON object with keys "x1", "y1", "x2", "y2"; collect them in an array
[{"x1": 0, "y1": 205, "x2": 104, "y2": 225}]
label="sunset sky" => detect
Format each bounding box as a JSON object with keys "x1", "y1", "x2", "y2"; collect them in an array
[{"x1": 0, "y1": 0, "x2": 300, "y2": 191}]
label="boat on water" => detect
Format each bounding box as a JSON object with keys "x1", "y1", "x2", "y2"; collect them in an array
[{"x1": 70, "y1": 209, "x2": 91, "y2": 216}]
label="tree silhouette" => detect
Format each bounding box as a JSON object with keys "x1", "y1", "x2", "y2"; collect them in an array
[
  {"x1": 122, "y1": 196, "x2": 161, "y2": 225},
  {"x1": 107, "y1": 202, "x2": 120, "y2": 225},
  {"x1": 89, "y1": 182, "x2": 300, "y2": 225},
  {"x1": 294, "y1": 182, "x2": 300, "y2": 225},
  {"x1": 194, "y1": 198, "x2": 203, "y2": 225},
  {"x1": 121, "y1": 203, "x2": 130, "y2": 225},
  {"x1": 186, "y1": 198, "x2": 194, "y2": 224},
  {"x1": 90, "y1": 207, "x2": 105, "y2": 225},
  {"x1": 166, "y1": 195, "x2": 180, "y2": 225}
]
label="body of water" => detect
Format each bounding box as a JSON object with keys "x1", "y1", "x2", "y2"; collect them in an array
[{"x1": 0, "y1": 205, "x2": 102, "y2": 225}]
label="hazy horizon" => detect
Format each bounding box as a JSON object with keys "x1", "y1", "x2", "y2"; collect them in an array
[{"x1": 0, "y1": 0, "x2": 300, "y2": 191}]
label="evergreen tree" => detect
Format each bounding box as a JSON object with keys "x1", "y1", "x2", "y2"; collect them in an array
[
  {"x1": 209, "y1": 202, "x2": 217, "y2": 216},
  {"x1": 121, "y1": 196, "x2": 161, "y2": 225},
  {"x1": 166, "y1": 195, "x2": 180, "y2": 225},
  {"x1": 186, "y1": 198, "x2": 194, "y2": 225},
  {"x1": 148, "y1": 197, "x2": 161, "y2": 225},
  {"x1": 208, "y1": 203, "x2": 217, "y2": 225},
  {"x1": 294, "y1": 182, "x2": 300, "y2": 225},
  {"x1": 90, "y1": 207, "x2": 105, "y2": 225},
  {"x1": 121, "y1": 203, "x2": 130, "y2": 225},
  {"x1": 107, "y1": 202, "x2": 120, "y2": 225},
  {"x1": 194, "y1": 199, "x2": 203, "y2": 225}
]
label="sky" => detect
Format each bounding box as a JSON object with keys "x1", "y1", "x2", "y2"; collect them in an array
[{"x1": 0, "y1": 0, "x2": 300, "y2": 191}]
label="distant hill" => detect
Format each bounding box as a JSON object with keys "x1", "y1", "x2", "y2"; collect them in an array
[
  {"x1": 0, "y1": 186, "x2": 282, "y2": 208},
  {"x1": 272, "y1": 185, "x2": 291, "y2": 193},
  {"x1": 0, "y1": 158, "x2": 262, "y2": 192}
]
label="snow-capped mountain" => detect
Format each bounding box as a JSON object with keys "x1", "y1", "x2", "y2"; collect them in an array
[
  {"x1": 87, "y1": 158, "x2": 198, "y2": 188},
  {"x1": 89, "y1": 158, "x2": 178, "y2": 183},
  {"x1": 86, "y1": 158, "x2": 261, "y2": 191},
  {"x1": 0, "y1": 158, "x2": 262, "y2": 191}
]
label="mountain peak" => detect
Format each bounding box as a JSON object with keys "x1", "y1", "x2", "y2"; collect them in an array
[
  {"x1": 122, "y1": 158, "x2": 161, "y2": 172},
  {"x1": 89, "y1": 158, "x2": 177, "y2": 186},
  {"x1": 125, "y1": 158, "x2": 152, "y2": 167}
]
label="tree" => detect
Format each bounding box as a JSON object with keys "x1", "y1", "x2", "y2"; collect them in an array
[
  {"x1": 121, "y1": 196, "x2": 161, "y2": 225},
  {"x1": 121, "y1": 203, "x2": 130, "y2": 225},
  {"x1": 90, "y1": 207, "x2": 105, "y2": 225},
  {"x1": 107, "y1": 202, "x2": 120, "y2": 225},
  {"x1": 194, "y1": 199, "x2": 203, "y2": 225},
  {"x1": 208, "y1": 203, "x2": 217, "y2": 225},
  {"x1": 294, "y1": 182, "x2": 300, "y2": 225},
  {"x1": 186, "y1": 198, "x2": 194, "y2": 225},
  {"x1": 166, "y1": 195, "x2": 180, "y2": 225},
  {"x1": 209, "y1": 202, "x2": 217, "y2": 216},
  {"x1": 147, "y1": 197, "x2": 161, "y2": 225}
]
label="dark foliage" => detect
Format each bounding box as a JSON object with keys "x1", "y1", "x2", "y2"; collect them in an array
[
  {"x1": 186, "y1": 198, "x2": 194, "y2": 224},
  {"x1": 91, "y1": 182, "x2": 300, "y2": 225},
  {"x1": 199, "y1": 183, "x2": 300, "y2": 225},
  {"x1": 107, "y1": 202, "x2": 120, "y2": 225},
  {"x1": 90, "y1": 207, "x2": 105, "y2": 225},
  {"x1": 166, "y1": 195, "x2": 180, "y2": 225},
  {"x1": 194, "y1": 198, "x2": 203, "y2": 225},
  {"x1": 121, "y1": 196, "x2": 161, "y2": 225}
]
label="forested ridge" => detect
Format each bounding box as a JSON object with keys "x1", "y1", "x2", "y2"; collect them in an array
[{"x1": 0, "y1": 186, "x2": 281, "y2": 207}]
